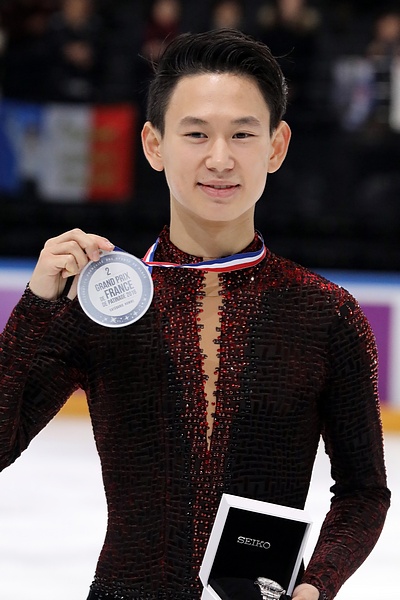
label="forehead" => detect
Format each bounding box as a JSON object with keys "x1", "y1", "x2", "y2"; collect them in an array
[{"x1": 164, "y1": 72, "x2": 271, "y2": 126}]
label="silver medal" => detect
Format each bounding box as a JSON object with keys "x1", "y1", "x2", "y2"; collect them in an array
[{"x1": 77, "y1": 251, "x2": 153, "y2": 328}]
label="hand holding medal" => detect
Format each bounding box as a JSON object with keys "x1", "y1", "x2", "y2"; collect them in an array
[{"x1": 29, "y1": 229, "x2": 115, "y2": 302}]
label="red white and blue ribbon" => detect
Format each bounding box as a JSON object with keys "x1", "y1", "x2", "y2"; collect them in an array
[
  {"x1": 141, "y1": 233, "x2": 266, "y2": 274},
  {"x1": 79, "y1": 234, "x2": 267, "y2": 327}
]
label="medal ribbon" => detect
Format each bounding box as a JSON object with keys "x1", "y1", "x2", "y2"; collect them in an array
[{"x1": 141, "y1": 233, "x2": 266, "y2": 273}]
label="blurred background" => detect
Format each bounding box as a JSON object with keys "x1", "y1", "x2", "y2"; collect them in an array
[{"x1": 0, "y1": 0, "x2": 400, "y2": 269}]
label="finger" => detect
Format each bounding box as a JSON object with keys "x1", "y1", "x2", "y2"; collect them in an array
[
  {"x1": 45, "y1": 229, "x2": 114, "y2": 262},
  {"x1": 42, "y1": 241, "x2": 90, "y2": 276},
  {"x1": 56, "y1": 254, "x2": 83, "y2": 279},
  {"x1": 79, "y1": 234, "x2": 115, "y2": 262}
]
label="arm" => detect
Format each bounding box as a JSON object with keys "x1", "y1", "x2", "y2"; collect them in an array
[
  {"x1": 0, "y1": 229, "x2": 114, "y2": 470},
  {"x1": 301, "y1": 295, "x2": 391, "y2": 599}
]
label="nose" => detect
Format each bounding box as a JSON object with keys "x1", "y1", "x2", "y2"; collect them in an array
[{"x1": 205, "y1": 137, "x2": 234, "y2": 172}]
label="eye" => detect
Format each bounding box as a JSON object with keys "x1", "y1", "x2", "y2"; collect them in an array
[
  {"x1": 185, "y1": 132, "x2": 207, "y2": 139},
  {"x1": 233, "y1": 132, "x2": 254, "y2": 139}
]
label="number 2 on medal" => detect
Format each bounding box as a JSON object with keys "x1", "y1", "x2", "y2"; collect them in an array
[{"x1": 105, "y1": 267, "x2": 111, "y2": 276}]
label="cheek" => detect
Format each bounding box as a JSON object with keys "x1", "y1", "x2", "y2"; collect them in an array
[
  {"x1": 240, "y1": 144, "x2": 270, "y2": 169},
  {"x1": 248, "y1": 155, "x2": 269, "y2": 202},
  {"x1": 163, "y1": 163, "x2": 192, "y2": 200},
  {"x1": 248, "y1": 154, "x2": 269, "y2": 186},
  {"x1": 253, "y1": 175, "x2": 268, "y2": 204}
]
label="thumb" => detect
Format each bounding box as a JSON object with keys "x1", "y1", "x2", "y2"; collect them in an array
[{"x1": 292, "y1": 583, "x2": 320, "y2": 599}]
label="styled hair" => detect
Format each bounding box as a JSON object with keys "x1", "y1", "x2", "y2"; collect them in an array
[{"x1": 146, "y1": 28, "x2": 288, "y2": 135}]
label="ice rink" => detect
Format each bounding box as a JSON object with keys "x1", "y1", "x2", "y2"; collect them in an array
[{"x1": 0, "y1": 415, "x2": 398, "y2": 600}]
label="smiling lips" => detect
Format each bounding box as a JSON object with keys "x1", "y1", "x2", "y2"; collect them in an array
[{"x1": 198, "y1": 182, "x2": 240, "y2": 198}]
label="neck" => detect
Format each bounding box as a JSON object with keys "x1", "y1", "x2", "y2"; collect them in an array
[{"x1": 169, "y1": 206, "x2": 256, "y2": 259}]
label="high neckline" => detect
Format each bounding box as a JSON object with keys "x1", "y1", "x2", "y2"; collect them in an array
[{"x1": 154, "y1": 225, "x2": 263, "y2": 265}]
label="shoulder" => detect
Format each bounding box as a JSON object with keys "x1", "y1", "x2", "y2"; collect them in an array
[
  {"x1": 265, "y1": 251, "x2": 350, "y2": 300},
  {"x1": 260, "y1": 250, "x2": 369, "y2": 328}
]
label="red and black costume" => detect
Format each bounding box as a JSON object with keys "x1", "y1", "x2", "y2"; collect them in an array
[{"x1": 0, "y1": 228, "x2": 390, "y2": 599}]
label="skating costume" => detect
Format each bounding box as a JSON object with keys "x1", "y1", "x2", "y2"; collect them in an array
[{"x1": 0, "y1": 227, "x2": 390, "y2": 599}]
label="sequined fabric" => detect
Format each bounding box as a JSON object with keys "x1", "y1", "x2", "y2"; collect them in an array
[{"x1": 0, "y1": 227, "x2": 390, "y2": 600}]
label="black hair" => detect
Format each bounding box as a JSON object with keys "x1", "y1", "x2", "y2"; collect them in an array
[{"x1": 146, "y1": 28, "x2": 288, "y2": 135}]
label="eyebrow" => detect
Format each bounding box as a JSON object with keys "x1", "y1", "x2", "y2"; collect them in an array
[
  {"x1": 232, "y1": 116, "x2": 262, "y2": 127},
  {"x1": 178, "y1": 116, "x2": 262, "y2": 128},
  {"x1": 179, "y1": 116, "x2": 208, "y2": 127}
]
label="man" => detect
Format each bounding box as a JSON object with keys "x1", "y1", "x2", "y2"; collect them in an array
[{"x1": 0, "y1": 29, "x2": 390, "y2": 600}]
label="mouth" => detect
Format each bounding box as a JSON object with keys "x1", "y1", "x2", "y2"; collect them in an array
[
  {"x1": 200, "y1": 183, "x2": 239, "y2": 189},
  {"x1": 205, "y1": 184, "x2": 237, "y2": 189},
  {"x1": 198, "y1": 183, "x2": 240, "y2": 202},
  {"x1": 198, "y1": 182, "x2": 240, "y2": 199}
]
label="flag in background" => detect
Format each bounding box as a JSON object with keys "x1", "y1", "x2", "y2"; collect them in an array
[{"x1": 0, "y1": 100, "x2": 137, "y2": 202}]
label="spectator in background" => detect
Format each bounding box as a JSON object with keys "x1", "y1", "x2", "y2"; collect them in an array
[
  {"x1": 0, "y1": 0, "x2": 56, "y2": 101},
  {"x1": 332, "y1": 9, "x2": 400, "y2": 134},
  {"x1": 140, "y1": 0, "x2": 182, "y2": 64},
  {"x1": 349, "y1": 9, "x2": 400, "y2": 233},
  {"x1": 253, "y1": 0, "x2": 325, "y2": 232},
  {"x1": 208, "y1": 0, "x2": 244, "y2": 31},
  {"x1": 255, "y1": 0, "x2": 321, "y2": 128},
  {"x1": 327, "y1": 7, "x2": 400, "y2": 243},
  {"x1": 368, "y1": 9, "x2": 400, "y2": 56},
  {"x1": 136, "y1": 0, "x2": 182, "y2": 118},
  {"x1": 46, "y1": 0, "x2": 105, "y2": 103},
  {"x1": 134, "y1": 0, "x2": 182, "y2": 210},
  {"x1": 366, "y1": 9, "x2": 400, "y2": 131}
]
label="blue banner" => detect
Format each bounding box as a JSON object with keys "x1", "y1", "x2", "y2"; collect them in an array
[{"x1": 0, "y1": 99, "x2": 44, "y2": 193}]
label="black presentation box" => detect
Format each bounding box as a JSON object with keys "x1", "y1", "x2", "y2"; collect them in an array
[{"x1": 199, "y1": 494, "x2": 312, "y2": 600}]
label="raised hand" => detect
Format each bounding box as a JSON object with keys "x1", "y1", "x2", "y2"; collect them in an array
[{"x1": 29, "y1": 228, "x2": 114, "y2": 301}]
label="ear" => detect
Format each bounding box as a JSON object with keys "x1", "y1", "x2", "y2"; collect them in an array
[
  {"x1": 141, "y1": 121, "x2": 164, "y2": 172},
  {"x1": 267, "y1": 121, "x2": 291, "y2": 173}
]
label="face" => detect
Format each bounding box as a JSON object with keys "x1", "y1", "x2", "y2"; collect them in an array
[{"x1": 142, "y1": 73, "x2": 290, "y2": 227}]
